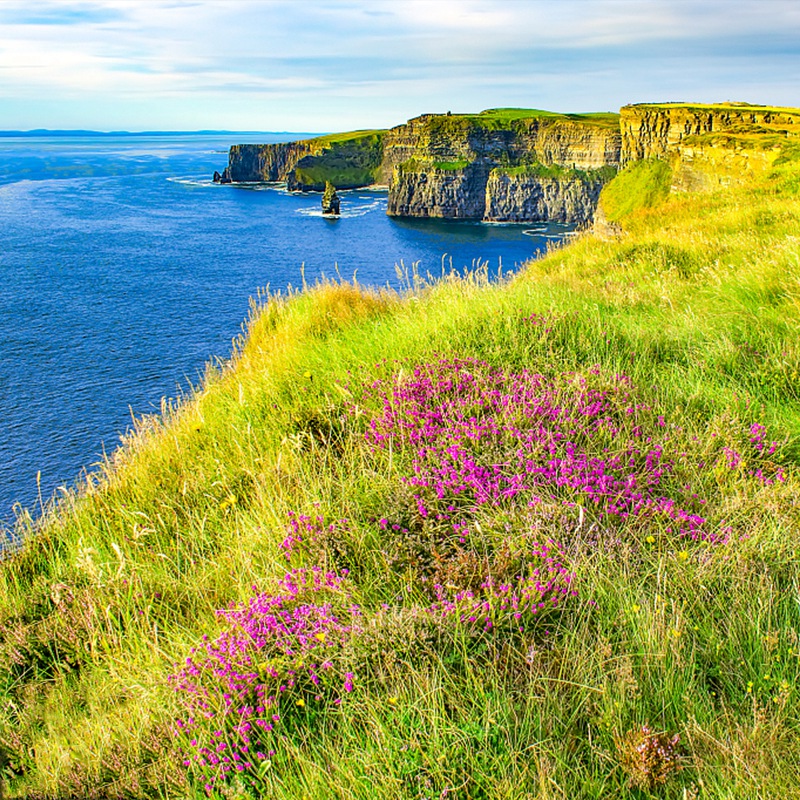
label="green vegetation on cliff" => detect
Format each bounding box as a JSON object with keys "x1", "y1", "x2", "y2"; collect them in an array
[
  {"x1": 497, "y1": 162, "x2": 617, "y2": 182},
  {"x1": 3, "y1": 109, "x2": 800, "y2": 800},
  {"x1": 290, "y1": 130, "x2": 386, "y2": 190},
  {"x1": 599, "y1": 158, "x2": 672, "y2": 221},
  {"x1": 448, "y1": 107, "x2": 620, "y2": 130}
]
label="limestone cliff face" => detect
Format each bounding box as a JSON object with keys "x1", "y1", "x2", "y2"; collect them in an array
[
  {"x1": 380, "y1": 114, "x2": 620, "y2": 176},
  {"x1": 388, "y1": 163, "x2": 491, "y2": 219},
  {"x1": 620, "y1": 104, "x2": 800, "y2": 163},
  {"x1": 620, "y1": 104, "x2": 800, "y2": 192},
  {"x1": 484, "y1": 168, "x2": 611, "y2": 224},
  {"x1": 384, "y1": 111, "x2": 621, "y2": 222},
  {"x1": 226, "y1": 141, "x2": 313, "y2": 182}
]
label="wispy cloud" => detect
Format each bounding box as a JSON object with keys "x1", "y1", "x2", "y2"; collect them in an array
[{"x1": 0, "y1": 0, "x2": 797, "y2": 130}]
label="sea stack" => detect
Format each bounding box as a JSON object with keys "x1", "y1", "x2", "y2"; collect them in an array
[{"x1": 322, "y1": 181, "x2": 341, "y2": 216}]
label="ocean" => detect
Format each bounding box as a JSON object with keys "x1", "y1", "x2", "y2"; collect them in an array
[{"x1": 0, "y1": 132, "x2": 573, "y2": 534}]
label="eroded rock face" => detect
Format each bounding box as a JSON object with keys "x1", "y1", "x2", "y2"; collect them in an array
[
  {"x1": 620, "y1": 104, "x2": 800, "y2": 163},
  {"x1": 484, "y1": 169, "x2": 611, "y2": 224},
  {"x1": 383, "y1": 113, "x2": 621, "y2": 222},
  {"x1": 226, "y1": 141, "x2": 314, "y2": 182},
  {"x1": 620, "y1": 103, "x2": 800, "y2": 192},
  {"x1": 322, "y1": 182, "x2": 340, "y2": 215},
  {"x1": 387, "y1": 163, "x2": 491, "y2": 218}
]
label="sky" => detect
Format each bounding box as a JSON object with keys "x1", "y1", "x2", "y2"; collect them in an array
[{"x1": 0, "y1": 0, "x2": 798, "y2": 132}]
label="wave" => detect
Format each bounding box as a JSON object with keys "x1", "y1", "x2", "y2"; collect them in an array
[
  {"x1": 521, "y1": 227, "x2": 552, "y2": 237},
  {"x1": 166, "y1": 176, "x2": 216, "y2": 187},
  {"x1": 295, "y1": 198, "x2": 387, "y2": 219}
]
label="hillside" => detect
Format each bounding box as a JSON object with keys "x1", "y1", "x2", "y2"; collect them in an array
[{"x1": 2, "y1": 106, "x2": 800, "y2": 799}]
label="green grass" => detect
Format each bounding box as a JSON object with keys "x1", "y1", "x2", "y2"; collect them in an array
[
  {"x1": 625, "y1": 102, "x2": 800, "y2": 116},
  {"x1": 2, "y1": 127, "x2": 800, "y2": 800},
  {"x1": 495, "y1": 163, "x2": 618, "y2": 182},
  {"x1": 302, "y1": 129, "x2": 387, "y2": 147},
  {"x1": 599, "y1": 158, "x2": 672, "y2": 221},
  {"x1": 292, "y1": 164, "x2": 380, "y2": 189},
  {"x1": 478, "y1": 108, "x2": 620, "y2": 129},
  {"x1": 420, "y1": 108, "x2": 620, "y2": 133},
  {"x1": 289, "y1": 131, "x2": 386, "y2": 190}
]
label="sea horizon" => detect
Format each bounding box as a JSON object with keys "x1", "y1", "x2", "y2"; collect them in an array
[{"x1": 0, "y1": 132, "x2": 570, "y2": 533}]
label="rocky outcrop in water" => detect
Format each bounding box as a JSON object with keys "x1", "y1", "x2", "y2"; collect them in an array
[{"x1": 322, "y1": 182, "x2": 340, "y2": 216}]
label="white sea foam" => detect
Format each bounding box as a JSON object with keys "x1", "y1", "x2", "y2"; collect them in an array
[
  {"x1": 295, "y1": 197, "x2": 386, "y2": 219},
  {"x1": 521, "y1": 228, "x2": 550, "y2": 237},
  {"x1": 166, "y1": 176, "x2": 216, "y2": 187}
]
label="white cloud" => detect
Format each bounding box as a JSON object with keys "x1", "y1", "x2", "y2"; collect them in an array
[{"x1": 0, "y1": 0, "x2": 797, "y2": 129}]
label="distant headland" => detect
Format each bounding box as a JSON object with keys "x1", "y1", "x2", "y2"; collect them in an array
[{"x1": 214, "y1": 102, "x2": 800, "y2": 225}]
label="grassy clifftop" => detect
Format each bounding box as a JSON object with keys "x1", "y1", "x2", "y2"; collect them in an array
[
  {"x1": 418, "y1": 107, "x2": 620, "y2": 130},
  {"x1": 2, "y1": 118, "x2": 800, "y2": 799}
]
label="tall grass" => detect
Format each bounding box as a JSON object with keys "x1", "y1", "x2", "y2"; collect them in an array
[{"x1": 1, "y1": 139, "x2": 800, "y2": 799}]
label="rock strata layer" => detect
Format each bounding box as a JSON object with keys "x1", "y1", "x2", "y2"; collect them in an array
[
  {"x1": 620, "y1": 103, "x2": 800, "y2": 191},
  {"x1": 484, "y1": 167, "x2": 614, "y2": 224}
]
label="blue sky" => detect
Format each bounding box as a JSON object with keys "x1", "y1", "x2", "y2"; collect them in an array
[{"x1": 0, "y1": 0, "x2": 798, "y2": 132}]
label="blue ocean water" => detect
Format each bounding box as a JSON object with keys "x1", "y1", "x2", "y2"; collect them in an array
[{"x1": 0, "y1": 133, "x2": 573, "y2": 531}]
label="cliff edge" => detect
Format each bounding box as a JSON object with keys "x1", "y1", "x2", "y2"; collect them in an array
[
  {"x1": 214, "y1": 102, "x2": 800, "y2": 225},
  {"x1": 215, "y1": 108, "x2": 621, "y2": 224},
  {"x1": 620, "y1": 102, "x2": 800, "y2": 192}
]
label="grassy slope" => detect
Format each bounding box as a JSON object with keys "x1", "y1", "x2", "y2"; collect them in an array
[
  {"x1": 301, "y1": 129, "x2": 388, "y2": 147},
  {"x1": 290, "y1": 130, "x2": 387, "y2": 190},
  {"x1": 2, "y1": 140, "x2": 800, "y2": 800}
]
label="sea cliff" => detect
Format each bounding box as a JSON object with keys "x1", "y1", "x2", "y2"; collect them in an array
[
  {"x1": 216, "y1": 108, "x2": 622, "y2": 224},
  {"x1": 620, "y1": 103, "x2": 800, "y2": 191},
  {"x1": 218, "y1": 129, "x2": 385, "y2": 190},
  {"x1": 214, "y1": 102, "x2": 800, "y2": 224}
]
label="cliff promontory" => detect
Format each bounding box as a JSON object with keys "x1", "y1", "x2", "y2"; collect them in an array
[
  {"x1": 214, "y1": 103, "x2": 800, "y2": 225},
  {"x1": 620, "y1": 103, "x2": 800, "y2": 191},
  {"x1": 383, "y1": 109, "x2": 620, "y2": 222},
  {"x1": 215, "y1": 108, "x2": 622, "y2": 224},
  {"x1": 216, "y1": 129, "x2": 386, "y2": 190}
]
